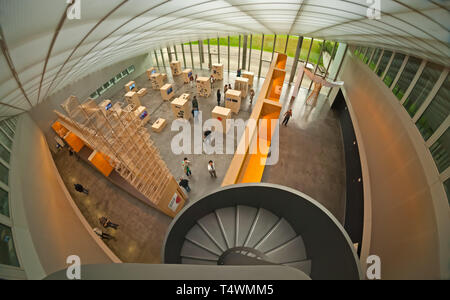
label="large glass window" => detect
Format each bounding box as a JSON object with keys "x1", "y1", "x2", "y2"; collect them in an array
[
  {"x1": 416, "y1": 76, "x2": 449, "y2": 140},
  {"x1": 0, "y1": 163, "x2": 8, "y2": 185},
  {"x1": 1, "y1": 125, "x2": 13, "y2": 139},
  {"x1": 392, "y1": 57, "x2": 422, "y2": 100},
  {"x1": 403, "y1": 62, "x2": 443, "y2": 117},
  {"x1": 0, "y1": 144, "x2": 10, "y2": 164},
  {"x1": 444, "y1": 178, "x2": 450, "y2": 205},
  {"x1": 369, "y1": 48, "x2": 382, "y2": 70},
  {"x1": 0, "y1": 224, "x2": 19, "y2": 267},
  {"x1": 364, "y1": 48, "x2": 373, "y2": 64},
  {"x1": 384, "y1": 53, "x2": 406, "y2": 87},
  {"x1": 376, "y1": 50, "x2": 393, "y2": 77},
  {"x1": 4, "y1": 120, "x2": 15, "y2": 131},
  {"x1": 0, "y1": 188, "x2": 8, "y2": 217},
  {"x1": 0, "y1": 130, "x2": 12, "y2": 149},
  {"x1": 429, "y1": 128, "x2": 450, "y2": 173}
]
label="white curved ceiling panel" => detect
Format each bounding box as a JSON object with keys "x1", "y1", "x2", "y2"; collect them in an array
[{"x1": 0, "y1": 0, "x2": 448, "y2": 117}]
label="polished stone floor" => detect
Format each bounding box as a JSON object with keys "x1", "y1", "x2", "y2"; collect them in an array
[
  {"x1": 261, "y1": 88, "x2": 346, "y2": 222},
  {"x1": 53, "y1": 67, "x2": 345, "y2": 263}
]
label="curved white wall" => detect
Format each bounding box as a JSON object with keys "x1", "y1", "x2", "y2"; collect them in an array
[
  {"x1": 9, "y1": 113, "x2": 119, "y2": 279},
  {"x1": 338, "y1": 50, "x2": 449, "y2": 279}
]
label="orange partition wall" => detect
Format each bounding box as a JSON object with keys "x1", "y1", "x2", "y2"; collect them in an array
[
  {"x1": 63, "y1": 132, "x2": 84, "y2": 152},
  {"x1": 51, "y1": 121, "x2": 69, "y2": 138},
  {"x1": 88, "y1": 151, "x2": 114, "y2": 177},
  {"x1": 222, "y1": 52, "x2": 287, "y2": 186}
]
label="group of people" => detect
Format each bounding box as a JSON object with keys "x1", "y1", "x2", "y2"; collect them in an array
[
  {"x1": 178, "y1": 158, "x2": 217, "y2": 194},
  {"x1": 93, "y1": 216, "x2": 120, "y2": 241}
]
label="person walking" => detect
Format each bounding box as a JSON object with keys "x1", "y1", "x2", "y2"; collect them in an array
[
  {"x1": 99, "y1": 216, "x2": 119, "y2": 230},
  {"x1": 249, "y1": 88, "x2": 255, "y2": 104},
  {"x1": 208, "y1": 160, "x2": 217, "y2": 178},
  {"x1": 217, "y1": 89, "x2": 221, "y2": 106},
  {"x1": 282, "y1": 109, "x2": 293, "y2": 127},
  {"x1": 203, "y1": 130, "x2": 212, "y2": 145},
  {"x1": 189, "y1": 74, "x2": 194, "y2": 87},
  {"x1": 179, "y1": 177, "x2": 191, "y2": 193},
  {"x1": 228, "y1": 83, "x2": 232, "y2": 91},
  {"x1": 93, "y1": 227, "x2": 114, "y2": 240},
  {"x1": 74, "y1": 183, "x2": 89, "y2": 195},
  {"x1": 210, "y1": 75, "x2": 215, "y2": 89},
  {"x1": 182, "y1": 158, "x2": 192, "y2": 177},
  {"x1": 224, "y1": 84, "x2": 229, "y2": 95},
  {"x1": 237, "y1": 68, "x2": 242, "y2": 77},
  {"x1": 192, "y1": 96, "x2": 199, "y2": 110}
]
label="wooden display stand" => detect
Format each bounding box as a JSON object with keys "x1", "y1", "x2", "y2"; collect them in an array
[
  {"x1": 171, "y1": 97, "x2": 190, "y2": 120},
  {"x1": 235, "y1": 77, "x2": 249, "y2": 98},
  {"x1": 125, "y1": 91, "x2": 141, "y2": 109},
  {"x1": 212, "y1": 106, "x2": 232, "y2": 133},
  {"x1": 160, "y1": 84, "x2": 175, "y2": 101},
  {"x1": 88, "y1": 150, "x2": 114, "y2": 177},
  {"x1": 55, "y1": 95, "x2": 187, "y2": 218},
  {"x1": 125, "y1": 81, "x2": 137, "y2": 93},
  {"x1": 150, "y1": 73, "x2": 165, "y2": 90},
  {"x1": 146, "y1": 67, "x2": 157, "y2": 79},
  {"x1": 170, "y1": 61, "x2": 182, "y2": 76},
  {"x1": 137, "y1": 88, "x2": 147, "y2": 97},
  {"x1": 182, "y1": 69, "x2": 193, "y2": 84},
  {"x1": 196, "y1": 77, "x2": 211, "y2": 97},
  {"x1": 179, "y1": 93, "x2": 190, "y2": 101},
  {"x1": 152, "y1": 118, "x2": 167, "y2": 133},
  {"x1": 242, "y1": 71, "x2": 254, "y2": 87},
  {"x1": 225, "y1": 90, "x2": 242, "y2": 114},
  {"x1": 212, "y1": 64, "x2": 224, "y2": 80},
  {"x1": 98, "y1": 99, "x2": 113, "y2": 116},
  {"x1": 135, "y1": 106, "x2": 151, "y2": 125}
]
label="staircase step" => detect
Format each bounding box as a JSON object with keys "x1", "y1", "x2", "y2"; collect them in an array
[
  {"x1": 244, "y1": 208, "x2": 279, "y2": 248},
  {"x1": 197, "y1": 213, "x2": 228, "y2": 251},
  {"x1": 185, "y1": 224, "x2": 223, "y2": 256},
  {"x1": 265, "y1": 236, "x2": 307, "y2": 264},
  {"x1": 181, "y1": 240, "x2": 220, "y2": 261},
  {"x1": 284, "y1": 260, "x2": 312, "y2": 276},
  {"x1": 236, "y1": 205, "x2": 258, "y2": 247},
  {"x1": 215, "y1": 207, "x2": 236, "y2": 249},
  {"x1": 255, "y1": 218, "x2": 297, "y2": 253}
]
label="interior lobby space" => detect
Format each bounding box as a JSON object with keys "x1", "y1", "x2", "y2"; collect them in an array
[{"x1": 0, "y1": 0, "x2": 449, "y2": 281}]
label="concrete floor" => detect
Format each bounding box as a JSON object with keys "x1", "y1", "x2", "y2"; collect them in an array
[
  {"x1": 108, "y1": 69, "x2": 255, "y2": 203},
  {"x1": 261, "y1": 87, "x2": 346, "y2": 223},
  {"x1": 52, "y1": 67, "x2": 346, "y2": 263}
]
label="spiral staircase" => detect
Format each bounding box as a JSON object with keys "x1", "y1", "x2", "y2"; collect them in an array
[{"x1": 163, "y1": 183, "x2": 362, "y2": 280}]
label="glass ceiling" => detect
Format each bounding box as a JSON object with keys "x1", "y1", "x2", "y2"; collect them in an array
[{"x1": 0, "y1": 0, "x2": 448, "y2": 117}]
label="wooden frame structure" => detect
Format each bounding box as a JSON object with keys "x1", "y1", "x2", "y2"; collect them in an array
[{"x1": 54, "y1": 96, "x2": 186, "y2": 217}]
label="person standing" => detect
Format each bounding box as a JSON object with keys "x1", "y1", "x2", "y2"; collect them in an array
[
  {"x1": 192, "y1": 96, "x2": 199, "y2": 110},
  {"x1": 282, "y1": 109, "x2": 293, "y2": 127},
  {"x1": 74, "y1": 183, "x2": 89, "y2": 195},
  {"x1": 249, "y1": 88, "x2": 255, "y2": 104},
  {"x1": 210, "y1": 75, "x2": 215, "y2": 89},
  {"x1": 228, "y1": 83, "x2": 232, "y2": 91},
  {"x1": 179, "y1": 177, "x2": 191, "y2": 193},
  {"x1": 237, "y1": 69, "x2": 241, "y2": 77},
  {"x1": 217, "y1": 89, "x2": 221, "y2": 106},
  {"x1": 189, "y1": 74, "x2": 194, "y2": 87},
  {"x1": 99, "y1": 217, "x2": 119, "y2": 230},
  {"x1": 182, "y1": 158, "x2": 192, "y2": 177},
  {"x1": 208, "y1": 160, "x2": 217, "y2": 178},
  {"x1": 93, "y1": 227, "x2": 114, "y2": 240},
  {"x1": 203, "y1": 130, "x2": 212, "y2": 145}
]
